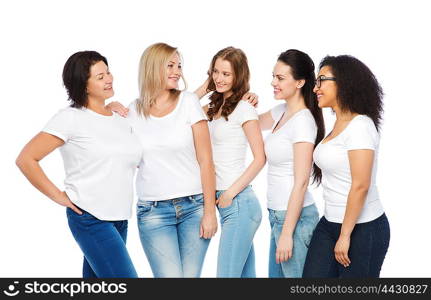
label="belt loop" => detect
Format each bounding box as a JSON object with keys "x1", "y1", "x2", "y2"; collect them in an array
[{"x1": 153, "y1": 201, "x2": 158, "y2": 207}]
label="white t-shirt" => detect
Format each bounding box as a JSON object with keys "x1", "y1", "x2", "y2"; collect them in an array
[
  {"x1": 43, "y1": 107, "x2": 142, "y2": 221},
  {"x1": 208, "y1": 101, "x2": 258, "y2": 190},
  {"x1": 265, "y1": 103, "x2": 317, "y2": 210},
  {"x1": 128, "y1": 91, "x2": 207, "y2": 201},
  {"x1": 313, "y1": 115, "x2": 384, "y2": 223}
]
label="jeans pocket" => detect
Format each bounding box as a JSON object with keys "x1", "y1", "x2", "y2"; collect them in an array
[
  {"x1": 66, "y1": 207, "x2": 93, "y2": 220},
  {"x1": 190, "y1": 193, "x2": 204, "y2": 204},
  {"x1": 217, "y1": 198, "x2": 236, "y2": 217},
  {"x1": 136, "y1": 201, "x2": 153, "y2": 219},
  {"x1": 274, "y1": 210, "x2": 287, "y2": 225},
  {"x1": 245, "y1": 197, "x2": 262, "y2": 224},
  {"x1": 299, "y1": 216, "x2": 318, "y2": 248},
  {"x1": 218, "y1": 199, "x2": 234, "y2": 210}
]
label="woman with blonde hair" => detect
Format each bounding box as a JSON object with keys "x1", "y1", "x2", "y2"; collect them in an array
[
  {"x1": 123, "y1": 43, "x2": 217, "y2": 277},
  {"x1": 195, "y1": 47, "x2": 265, "y2": 277}
]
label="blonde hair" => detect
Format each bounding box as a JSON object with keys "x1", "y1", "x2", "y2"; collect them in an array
[{"x1": 137, "y1": 43, "x2": 187, "y2": 117}]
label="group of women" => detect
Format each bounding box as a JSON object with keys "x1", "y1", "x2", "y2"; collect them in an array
[{"x1": 15, "y1": 42, "x2": 390, "y2": 278}]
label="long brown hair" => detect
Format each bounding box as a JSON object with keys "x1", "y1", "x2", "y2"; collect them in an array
[{"x1": 206, "y1": 47, "x2": 250, "y2": 121}]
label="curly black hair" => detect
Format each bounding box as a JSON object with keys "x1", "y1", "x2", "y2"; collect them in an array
[{"x1": 320, "y1": 55, "x2": 384, "y2": 131}]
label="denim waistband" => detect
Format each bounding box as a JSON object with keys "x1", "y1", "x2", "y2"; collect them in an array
[{"x1": 137, "y1": 193, "x2": 203, "y2": 207}]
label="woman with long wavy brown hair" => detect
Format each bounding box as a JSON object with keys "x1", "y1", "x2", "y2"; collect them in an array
[{"x1": 195, "y1": 47, "x2": 265, "y2": 277}]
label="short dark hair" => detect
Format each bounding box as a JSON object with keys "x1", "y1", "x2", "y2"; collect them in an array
[
  {"x1": 62, "y1": 51, "x2": 108, "y2": 108},
  {"x1": 278, "y1": 49, "x2": 325, "y2": 185},
  {"x1": 320, "y1": 55, "x2": 384, "y2": 131}
]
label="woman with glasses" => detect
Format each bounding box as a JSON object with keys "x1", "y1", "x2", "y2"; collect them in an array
[
  {"x1": 254, "y1": 49, "x2": 324, "y2": 277},
  {"x1": 303, "y1": 55, "x2": 390, "y2": 278}
]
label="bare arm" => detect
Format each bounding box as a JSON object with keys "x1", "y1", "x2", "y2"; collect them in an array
[
  {"x1": 276, "y1": 142, "x2": 315, "y2": 263},
  {"x1": 217, "y1": 120, "x2": 266, "y2": 206},
  {"x1": 15, "y1": 132, "x2": 82, "y2": 214},
  {"x1": 335, "y1": 149, "x2": 374, "y2": 267},
  {"x1": 191, "y1": 120, "x2": 217, "y2": 239}
]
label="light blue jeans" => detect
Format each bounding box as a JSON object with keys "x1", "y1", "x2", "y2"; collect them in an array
[
  {"x1": 136, "y1": 193, "x2": 210, "y2": 278},
  {"x1": 216, "y1": 186, "x2": 262, "y2": 278},
  {"x1": 268, "y1": 203, "x2": 319, "y2": 278}
]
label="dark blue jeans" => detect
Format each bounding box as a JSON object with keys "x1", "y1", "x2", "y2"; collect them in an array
[
  {"x1": 303, "y1": 213, "x2": 390, "y2": 278},
  {"x1": 66, "y1": 207, "x2": 138, "y2": 278}
]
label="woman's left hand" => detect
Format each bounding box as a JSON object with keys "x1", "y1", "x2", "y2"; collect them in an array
[
  {"x1": 216, "y1": 191, "x2": 234, "y2": 208},
  {"x1": 334, "y1": 235, "x2": 351, "y2": 267}
]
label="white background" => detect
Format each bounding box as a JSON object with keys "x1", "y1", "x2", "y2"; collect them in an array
[{"x1": 1, "y1": 0, "x2": 430, "y2": 277}]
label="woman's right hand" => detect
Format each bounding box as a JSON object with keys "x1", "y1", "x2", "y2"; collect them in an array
[
  {"x1": 241, "y1": 92, "x2": 259, "y2": 107},
  {"x1": 55, "y1": 191, "x2": 82, "y2": 215},
  {"x1": 276, "y1": 232, "x2": 293, "y2": 263},
  {"x1": 200, "y1": 212, "x2": 218, "y2": 239},
  {"x1": 106, "y1": 101, "x2": 129, "y2": 117}
]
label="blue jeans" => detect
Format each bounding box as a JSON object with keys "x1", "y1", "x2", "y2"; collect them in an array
[
  {"x1": 66, "y1": 207, "x2": 137, "y2": 278},
  {"x1": 268, "y1": 204, "x2": 319, "y2": 278},
  {"x1": 303, "y1": 213, "x2": 390, "y2": 278},
  {"x1": 136, "y1": 193, "x2": 210, "y2": 278},
  {"x1": 216, "y1": 186, "x2": 262, "y2": 278}
]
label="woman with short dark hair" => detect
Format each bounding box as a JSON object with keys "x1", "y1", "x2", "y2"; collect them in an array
[
  {"x1": 16, "y1": 51, "x2": 142, "y2": 278},
  {"x1": 302, "y1": 55, "x2": 390, "y2": 278}
]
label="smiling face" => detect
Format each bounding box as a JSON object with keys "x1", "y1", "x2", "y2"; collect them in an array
[
  {"x1": 271, "y1": 61, "x2": 304, "y2": 101},
  {"x1": 314, "y1": 65, "x2": 338, "y2": 109},
  {"x1": 165, "y1": 52, "x2": 182, "y2": 90},
  {"x1": 212, "y1": 58, "x2": 234, "y2": 98},
  {"x1": 86, "y1": 60, "x2": 114, "y2": 101}
]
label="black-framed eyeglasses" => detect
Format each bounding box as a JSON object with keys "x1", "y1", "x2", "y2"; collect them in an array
[{"x1": 315, "y1": 75, "x2": 336, "y2": 88}]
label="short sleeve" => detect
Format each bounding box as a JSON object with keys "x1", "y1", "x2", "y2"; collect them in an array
[
  {"x1": 185, "y1": 92, "x2": 207, "y2": 125},
  {"x1": 236, "y1": 101, "x2": 258, "y2": 125},
  {"x1": 42, "y1": 108, "x2": 75, "y2": 142},
  {"x1": 270, "y1": 103, "x2": 285, "y2": 121},
  {"x1": 345, "y1": 116, "x2": 379, "y2": 151},
  {"x1": 290, "y1": 112, "x2": 317, "y2": 144}
]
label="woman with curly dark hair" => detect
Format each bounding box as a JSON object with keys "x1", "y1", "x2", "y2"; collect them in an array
[
  {"x1": 195, "y1": 47, "x2": 265, "y2": 277},
  {"x1": 302, "y1": 55, "x2": 390, "y2": 278}
]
